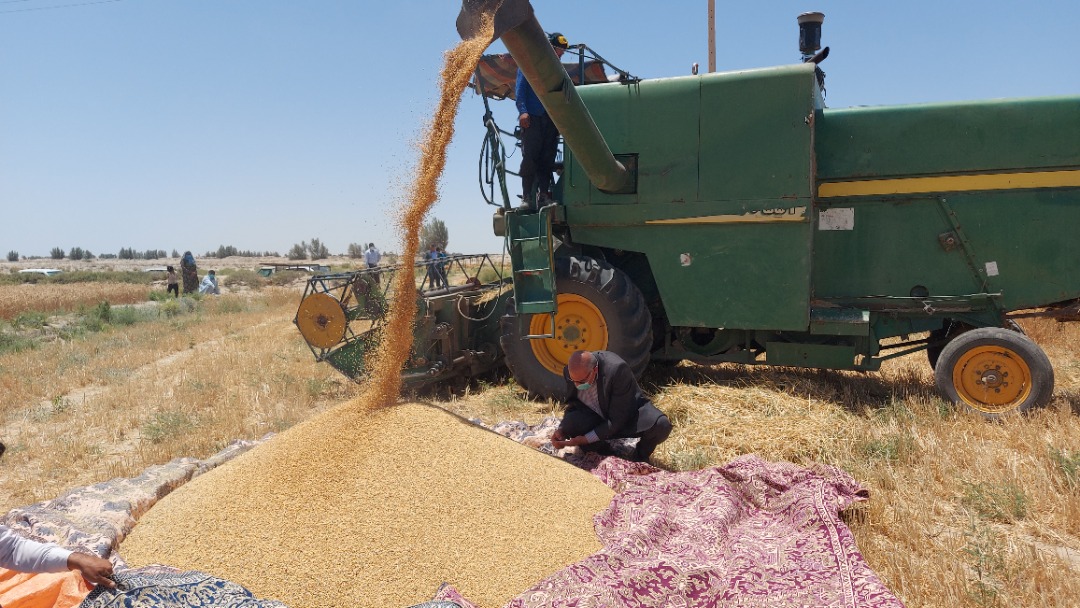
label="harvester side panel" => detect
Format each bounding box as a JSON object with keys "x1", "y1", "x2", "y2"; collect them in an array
[
  {"x1": 562, "y1": 65, "x2": 819, "y2": 331},
  {"x1": 813, "y1": 97, "x2": 1080, "y2": 313},
  {"x1": 816, "y1": 97, "x2": 1080, "y2": 180}
]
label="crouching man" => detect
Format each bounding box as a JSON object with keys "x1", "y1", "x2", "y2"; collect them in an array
[{"x1": 550, "y1": 350, "x2": 672, "y2": 463}]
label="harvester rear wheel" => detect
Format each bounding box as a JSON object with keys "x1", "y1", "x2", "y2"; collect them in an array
[
  {"x1": 934, "y1": 327, "x2": 1054, "y2": 419},
  {"x1": 926, "y1": 320, "x2": 972, "y2": 370},
  {"x1": 500, "y1": 255, "x2": 652, "y2": 400}
]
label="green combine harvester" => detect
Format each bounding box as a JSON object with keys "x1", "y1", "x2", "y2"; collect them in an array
[{"x1": 296, "y1": 0, "x2": 1080, "y2": 419}]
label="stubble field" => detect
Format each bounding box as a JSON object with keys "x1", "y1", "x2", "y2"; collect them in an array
[{"x1": 0, "y1": 260, "x2": 1078, "y2": 607}]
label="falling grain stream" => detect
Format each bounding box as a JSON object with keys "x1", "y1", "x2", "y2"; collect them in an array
[{"x1": 121, "y1": 14, "x2": 614, "y2": 608}]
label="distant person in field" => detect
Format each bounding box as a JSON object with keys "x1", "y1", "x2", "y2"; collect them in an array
[
  {"x1": 198, "y1": 269, "x2": 220, "y2": 295},
  {"x1": 516, "y1": 31, "x2": 569, "y2": 210},
  {"x1": 436, "y1": 246, "x2": 449, "y2": 287},
  {"x1": 180, "y1": 251, "x2": 199, "y2": 294},
  {"x1": 364, "y1": 242, "x2": 382, "y2": 285},
  {"x1": 550, "y1": 350, "x2": 672, "y2": 463},
  {"x1": 426, "y1": 244, "x2": 444, "y2": 289},
  {"x1": 166, "y1": 265, "x2": 179, "y2": 297},
  {"x1": 363, "y1": 243, "x2": 381, "y2": 270}
]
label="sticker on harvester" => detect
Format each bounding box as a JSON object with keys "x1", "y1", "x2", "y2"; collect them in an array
[
  {"x1": 985, "y1": 261, "x2": 999, "y2": 277},
  {"x1": 818, "y1": 208, "x2": 854, "y2": 230},
  {"x1": 680, "y1": 253, "x2": 692, "y2": 267}
]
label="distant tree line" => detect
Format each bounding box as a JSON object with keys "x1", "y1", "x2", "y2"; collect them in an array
[
  {"x1": 118, "y1": 248, "x2": 168, "y2": 260},
  {"x1": 9, "y1": 236, "x2": 439, "y2": 264},
  {"x1": 288, "y1": 238, "x2": 329, "y2": 261},
  {"x1": 205, "y1": 245, "x2": 280, "y2": 258}
]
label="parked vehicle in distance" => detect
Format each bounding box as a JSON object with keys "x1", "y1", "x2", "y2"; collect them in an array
[
  {"x1": 17, "y1": 268, "x2": 63, "y2": 277},
  {"x1": 258, "y1": 264, "x2": 331, "y2": 278}
]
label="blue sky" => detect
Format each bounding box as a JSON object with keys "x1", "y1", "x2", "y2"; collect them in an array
[{"x1": 1, "y1": 0, "x2": 1077, "y2": 259}]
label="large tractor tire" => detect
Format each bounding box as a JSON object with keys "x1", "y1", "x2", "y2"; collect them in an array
[
  {"x1": 500, "y1": 255, "x2": 652, "y2": 400},
  {"x1": 934, "y1": 327, "x2": 1054, "y2": 419}
]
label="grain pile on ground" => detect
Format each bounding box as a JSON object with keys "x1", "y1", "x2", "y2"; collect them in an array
[{"x1": 120, "y1": 400, "x2": 613, "y2": 607}]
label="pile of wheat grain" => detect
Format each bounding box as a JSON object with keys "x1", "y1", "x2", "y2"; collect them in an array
[{"x1": 120, "y1": 400, "x2": 612, "y2": 608}]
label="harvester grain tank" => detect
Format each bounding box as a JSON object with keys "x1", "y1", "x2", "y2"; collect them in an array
[{"x1": 295, "y1": 1, "x2": 1080, "y2": 419}]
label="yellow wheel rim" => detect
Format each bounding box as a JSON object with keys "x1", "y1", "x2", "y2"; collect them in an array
[
  {"x1": 529, "y1": 294, "x2": 609, "y2": 375},
  {"x1": 296, "y1": 292, "x2": 347, "y2": 350},
  {"x1": 951, "y1": 345, "x2": 1032, "y2": 414}
]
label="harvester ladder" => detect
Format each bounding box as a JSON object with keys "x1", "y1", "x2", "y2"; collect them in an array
[{"x1": 506, "y1": 205, "x2": 557, "y2": 338}]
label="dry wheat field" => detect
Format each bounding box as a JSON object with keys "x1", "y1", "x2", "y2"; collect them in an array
[{"x1": 1, "y1": 264, "x2": 1078, "y2": 608}]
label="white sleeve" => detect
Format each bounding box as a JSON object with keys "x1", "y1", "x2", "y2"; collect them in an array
[{"x1": 0, "y1": 526, "x2": 73, "y2": 573}]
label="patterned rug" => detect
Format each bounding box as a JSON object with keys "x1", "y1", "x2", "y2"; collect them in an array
[
  {"x1": 81, "y1": 567, "x2": 286, "y2": 608},
  {"x1": 473, "y1": 418, "x2": 906, "y2": 608}
]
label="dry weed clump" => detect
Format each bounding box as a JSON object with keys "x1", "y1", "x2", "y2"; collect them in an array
[
  {"x1": 121, "y1": 402, "x2": 612, "y2": 608},
  {"x1": 0, "y1": 283, "x2": 149, "y2": 320}
]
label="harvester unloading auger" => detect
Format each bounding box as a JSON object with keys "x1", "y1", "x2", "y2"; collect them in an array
[{"x1": 297, "y1": 0, "x2": 1080, "y2": 418}]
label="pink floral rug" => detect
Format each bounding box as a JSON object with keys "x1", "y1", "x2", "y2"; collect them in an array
[{"x1": 450, "y1": 418, "x2": 905, "y2": 608}]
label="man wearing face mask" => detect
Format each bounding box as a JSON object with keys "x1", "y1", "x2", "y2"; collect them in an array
[{"x1": 550, "y1": 350, "x2": 672, "y2": 463}]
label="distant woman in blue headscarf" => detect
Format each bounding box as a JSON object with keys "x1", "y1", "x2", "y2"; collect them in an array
[{"x1": 180, "y1": 251, "x2": 198, "y2": 294}]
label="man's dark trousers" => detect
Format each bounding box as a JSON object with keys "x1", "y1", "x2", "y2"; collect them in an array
[{"x1": 520, "y1": 113, "x2": 560, "y2": 207}]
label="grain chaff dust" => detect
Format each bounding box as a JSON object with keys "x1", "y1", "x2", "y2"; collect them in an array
[{"x1": 122, "y1": 10, "x2": 617, "y2": 608}]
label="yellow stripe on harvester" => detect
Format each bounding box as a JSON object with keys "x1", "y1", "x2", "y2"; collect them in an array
[{"x1": 818, "y1": 169, "x2": 1080, "y2": 199}]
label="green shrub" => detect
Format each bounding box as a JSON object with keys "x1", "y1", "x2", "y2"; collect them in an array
[
  {"x1": 111, "y1": 306, "x2": 139, "y2": 326},
  {"x1": 962, "y1": 481, "x2": 1028, "y2": 523},
  {"x1": 213, "y1": 297, "x2": 247, "y2": 314},
  {"x1": 89, "y1": 301, "x2": 112, "y2": 323},
  {"x1": 0, "y1": 332, "x2": 35, "y2": 355},
  {"x1": 222, "y1": 269, "x2": 269, "y2": 290},
  {"x1": 142, "y1": 410, "x2": 196, "y2": 444},
  {"x1": 13, "y1": 310, "x2": 49, "y2": 329},
  {"x1": 159, "y1": 299, "x2": 182, "y2": 318},
  {"x1": 1049, "y1": 445, "x2": 1080, "y2": 489},
  {"x1": 860, "y1": 432, "x2": 918, "y2": 463},
  {"x1": 268, "y1": 270, "x2": 307, "y2": 286}
]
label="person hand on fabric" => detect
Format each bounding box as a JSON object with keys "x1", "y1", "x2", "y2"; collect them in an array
[
  {"x1": 550, "y1": 428, "x2": 588, "y2": 449},
  {"x1": 67, "y1": 552, "x2": 116, "y2": 588},
  {"x1": 0, "y1": 525, "x2": 116, "y2": 588}
]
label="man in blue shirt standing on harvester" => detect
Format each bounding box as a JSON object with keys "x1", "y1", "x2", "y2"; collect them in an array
[{"x1": 515, "y1": 31, "x2": 569, "y2": 211}]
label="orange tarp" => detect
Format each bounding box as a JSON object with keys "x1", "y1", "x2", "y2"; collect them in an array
[{"x1": 0, "y1": 569, "x2": 90, "y2": 608}]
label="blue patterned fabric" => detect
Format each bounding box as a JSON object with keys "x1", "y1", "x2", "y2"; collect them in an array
[{"x1": 80, "y1": 567, "x2": 287, "y2": 607}]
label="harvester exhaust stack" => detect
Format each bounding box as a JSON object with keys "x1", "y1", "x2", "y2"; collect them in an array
[{"x1": 457, "y1": 0, "x2": 635, "y2": 194}]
